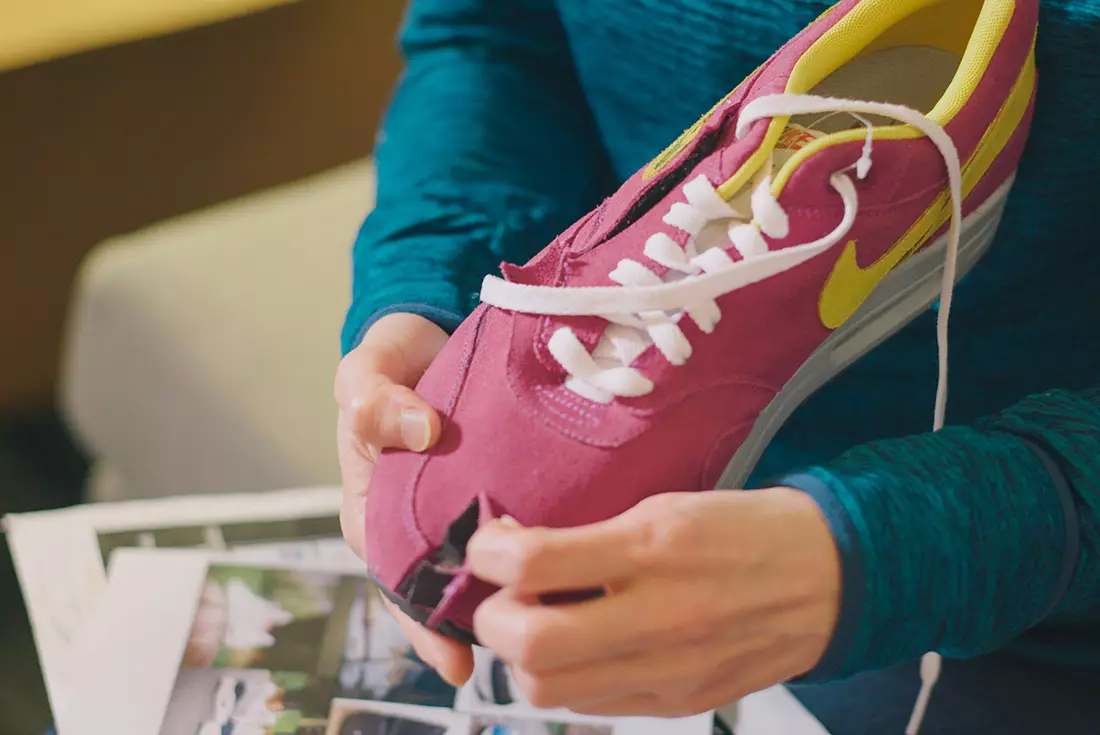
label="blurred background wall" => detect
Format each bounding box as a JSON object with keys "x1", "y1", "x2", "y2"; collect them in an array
[
  {"x1": 0, "y1": 3, "x2": 405, "y2": 731},
  {"x1": 0, "y1": 0, "x2": 404, "y2": 416}
]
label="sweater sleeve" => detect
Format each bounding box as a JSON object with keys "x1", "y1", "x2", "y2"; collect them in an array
[
  {"x1": 341, "y1": 0, "x2": 612, "y2": 354},
  {"x1": 780, "y1": 386, "x2": 1100, "y2": 680}
]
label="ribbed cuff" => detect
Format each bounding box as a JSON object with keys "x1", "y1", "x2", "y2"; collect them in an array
[
  {"x1": 1008, "y1": 437, "x2": 1081, "y2": 619},
  {"x1": 771, "y1": 423, "x2": 1071, "y2": 683},
  {"x1": 345, "y1": 302, "x2": 467, "y2": 355},
  {"x1": 342, "y1": 302, "x2": 468, "y2": 355},
  {"x1": 778, "y1": 469, "x2": 866, "y2": 682}
]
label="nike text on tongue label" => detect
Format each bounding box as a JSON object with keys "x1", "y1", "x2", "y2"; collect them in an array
[{"x1": 777, "y1": 124, "x2": 825, "y2": 151}]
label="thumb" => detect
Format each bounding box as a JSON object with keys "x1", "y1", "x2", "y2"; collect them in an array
[
  {"x1": 335, "y1": 313, "x2": 449, "y2": 452},
  {"x1": 350, "y1": 380, "x2": 441, "y2": 453}
]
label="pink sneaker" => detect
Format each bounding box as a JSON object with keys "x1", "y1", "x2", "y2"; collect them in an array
[{"x1": 366, "y1": 0, "x2": 1037, "y2": 649}]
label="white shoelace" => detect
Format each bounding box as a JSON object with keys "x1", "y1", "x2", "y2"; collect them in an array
[{"x1": 481, "y1": 93, "x2": 964, "y2": 735}]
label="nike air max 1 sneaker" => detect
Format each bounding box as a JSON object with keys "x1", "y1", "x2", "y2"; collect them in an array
[{"x1": 366, "y1": 0, "x2": 1037, "y2": 699}]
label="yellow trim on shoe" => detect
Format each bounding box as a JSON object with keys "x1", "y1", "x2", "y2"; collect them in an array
[
  {"x1": 816, "y1": 44, "x2": 1035, "y2": 329},
  {"x1": 646, "y1": 0, "x2": 1023, "y2": 249},
  {"x1": 773, "y1": 0, "x2": 1017, "y2": 195}
]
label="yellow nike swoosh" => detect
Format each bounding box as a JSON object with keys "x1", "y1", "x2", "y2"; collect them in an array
[{"x1": 817, "y1": 47, "x2": 1035, "y2": 330}]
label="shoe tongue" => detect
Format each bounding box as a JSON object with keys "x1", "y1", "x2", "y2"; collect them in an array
[
  {"x1": 770, "y1": 110, "x2": 871, "y2": 170},
  {"x1": 588, "y1": 121, "x2": 833, "y2": 369},
  {"x1": 772, "y1": 122, "x2": 828, "y2": 168},
  {"x1": 723, "y1": 121, "x2": 826, "y2": 215},
  {"x1": 727, "y1": 112, "x2": 865, "y2": 214}
]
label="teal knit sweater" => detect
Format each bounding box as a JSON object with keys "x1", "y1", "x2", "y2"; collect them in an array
[{"x1": 344, "y1": 0, "x2": 1100, "y2": 681}]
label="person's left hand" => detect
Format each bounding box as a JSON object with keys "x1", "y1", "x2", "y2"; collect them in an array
[{"x1": 466, "y1": 487, "x2": 842, "y2": 718}]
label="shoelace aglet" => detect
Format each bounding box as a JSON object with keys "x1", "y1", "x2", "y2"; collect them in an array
[
  {"x1": 853, "y1": 112, "x2": 875, "y2": 180},
  {"x1": 905, "y1": 651, "x2": 942, "y2": 734},
  {"x1": 856, "y1": 156, "x2": 872, "y2": 180}
]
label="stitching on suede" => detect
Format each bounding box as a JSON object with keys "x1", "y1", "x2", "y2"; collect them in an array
[
  {"x1": 534, "y1": 386, "x2": 601, "y2": 426},
  {"x1": 535, "y1": 245, "x2": 577, "y2": 364},
  {"x1": 702, "y1": 422, "x2": 756, "y2": 490},
  {"x1": 568, "y1": 199, "x2": 608, "y2": 256},
  {"x1": 533, "y1": 376, "x2": 778, "y2": 450},
  {"x1": 406, "y1": 307, "x2": 489, "y2": 543},
  {"x1": 536, "y1": 396, "x2": 600, "y2": 428},
  {"x1": 883, "y1": 140, "x2": 917, "y2": 202},
  {"x1": 779, "y1": 175, "x2": 953, "y2": 219},
  {"x1": 589, "y1": 196, "x2": 608, "y2": 244},
  {"x1": 536, "y1": 386, "x2": 600, "y2": 419},
  {"x1": 530, "y1": 408, "x2": 627, "y2": 448}
]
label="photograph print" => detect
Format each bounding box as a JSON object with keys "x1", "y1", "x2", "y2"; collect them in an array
[
  {"x1": 159, "y1": 564, "x2": 455, "y2": 735},
  {"x1": 96, "y1": 514, "x2": 346, "y2": 566}
]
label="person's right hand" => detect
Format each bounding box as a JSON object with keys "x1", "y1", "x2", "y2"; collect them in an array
[{"x1": 334, "y1": 312, "x2": 475, "y2": 685}]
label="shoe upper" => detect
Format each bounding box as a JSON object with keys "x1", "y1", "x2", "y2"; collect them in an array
[{"x1": 365, "y1": 0, "x2": 1038, "y2": 634}]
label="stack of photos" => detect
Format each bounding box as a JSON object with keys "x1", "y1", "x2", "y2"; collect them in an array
[{"x1": 160, "y1": 565, "x2": 456, "y2": 735}]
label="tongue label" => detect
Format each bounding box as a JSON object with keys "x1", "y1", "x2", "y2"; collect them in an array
[
  {"x1": 777, "y1": 123, "x2": 825, "y2": 152},
  {"x1": 772, "y1": 123, "x2": 827, "y2": 171}
]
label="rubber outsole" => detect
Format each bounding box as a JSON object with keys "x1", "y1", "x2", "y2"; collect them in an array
[{"x1": 372, "y1": 572, "x2": 480, "y2": 645}]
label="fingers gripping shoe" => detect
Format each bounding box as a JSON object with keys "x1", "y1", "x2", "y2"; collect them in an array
[{"x1": 368, "y1": 0, "x2": 1035, "y2": 682}]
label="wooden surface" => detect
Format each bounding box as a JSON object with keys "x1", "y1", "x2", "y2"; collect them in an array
[
  {"x1": 0, "y1": 0, "x2": 293, "y2": 71},
  {"x1": 0, "y1": 0, "x2": 405, "y2": 416}
]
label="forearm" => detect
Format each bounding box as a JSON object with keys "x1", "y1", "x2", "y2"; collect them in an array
[
  {"x1": 784, "y1": 386, "x2": 1100, "y2": 680},
  {"x1": 343, "y1": 0, "x2": 610, "y2": 353}
]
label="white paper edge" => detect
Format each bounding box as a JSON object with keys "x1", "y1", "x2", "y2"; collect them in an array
[
  {"x1": 6, "y1": 483, "x2": 830, "y2": 735},
  {"x1": 57, "y1": 548, "x2": 212, "y2": 735},
  {"x1": 327, "y1": 699, "x2": 471, "y2": 734},
  {"x1": 60, "y1": 547, "x2": 375, "y2": 735},
  {"x1": 3, "y1": 485, "x2": 342, "y2": 717},
  {"x1": 2, "y1": 485, "x2": 341, "y2": 533}
]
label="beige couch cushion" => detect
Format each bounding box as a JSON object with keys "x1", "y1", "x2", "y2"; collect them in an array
[{"x1": 63, "y1": 159, "x2": 375, "y2": 499}]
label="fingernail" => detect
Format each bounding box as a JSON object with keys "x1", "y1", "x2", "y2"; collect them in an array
[
  {"x1": 469, "y1": 523, "x2": 518, "y2": 559},
  {"x1": 419, "y1": 649, "x2": 441, "y2": 671},
  {"x1": 499, "y1": 515, "x2": 522, "y2": 528},
  {"x1": 438, "y1": 668, "x2": 462, "y2": 687},
  {"x1": 400, "y1": 409, "x2": 431, "y2": 452},
  {"x1": 420, "y1": 646, "x2": 460, "y2": 685}
]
